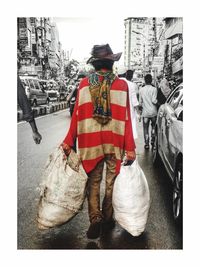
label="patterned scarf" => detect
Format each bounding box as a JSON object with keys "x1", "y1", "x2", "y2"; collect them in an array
[{"x1": 89, "y1": 71, "x2": 116, "y2": 125}]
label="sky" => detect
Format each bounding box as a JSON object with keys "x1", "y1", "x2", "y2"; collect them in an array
[{"x1": 53, "y1": 17, "x2": 125, "y2": 64}]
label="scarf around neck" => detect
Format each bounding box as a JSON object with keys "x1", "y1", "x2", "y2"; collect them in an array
[{"x1": 89, "y1": 71, "x2": 116, "y2": 125}]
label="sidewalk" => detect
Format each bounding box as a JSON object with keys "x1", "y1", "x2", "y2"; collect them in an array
[{"x1": 17, "y1": 101, "x2": 68, "y2": 122}]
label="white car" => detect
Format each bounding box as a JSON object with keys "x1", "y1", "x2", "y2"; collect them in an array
[{"x1": 153, "y1": 84, "x2": 183, "y2": 224}]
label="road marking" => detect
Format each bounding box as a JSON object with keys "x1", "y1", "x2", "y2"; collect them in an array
[{"x1": 17, "y1": 109, "x2": 69, "y2": 125}]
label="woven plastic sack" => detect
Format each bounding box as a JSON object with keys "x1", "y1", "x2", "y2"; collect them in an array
[
  {"x1": 37, "y1": 147, "x2": 88, "y2": 230},
  {"x1": 112, "y1": 160, "x2": 150, "y2": 236}
]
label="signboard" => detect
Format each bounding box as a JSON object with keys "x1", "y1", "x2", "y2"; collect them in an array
[
  {"x1": 172, "y1": 56, "x2": 183, "y2": 74},
  {"x1": 19, "y1": 38, "x2": 28, "y2": 47},
  {"x1": 31, "y1": 33, "x2": 36, "y2": 44},
  {"x1": 19, "y1": 28, "x2": 27, "y2": 38},
  {"x1": 21, "y1": 51, "x2": 31, "y2": 57},
  {"x1": 18, "y1": 18, "x2": 27, "y2": 28},
  {"x1": 152, "y1": 56, "x2": 164, "y2": 67}
]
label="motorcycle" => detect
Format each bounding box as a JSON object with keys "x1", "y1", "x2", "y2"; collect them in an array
[
  {"x1": 69, "y1": 96, "x2": 76, "y2": 116},
  {"x1": 66, "y1": 86, "x2": 77, "y2": 117}
]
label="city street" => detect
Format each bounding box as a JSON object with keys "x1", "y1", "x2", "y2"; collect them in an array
[{"x1": 17, "y1": 108, "x2": 182, "y2": 249}]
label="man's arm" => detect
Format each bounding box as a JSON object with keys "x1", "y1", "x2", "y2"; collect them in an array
[
  {"x1": 61, "y1": 85, "x2": 80, "y2": 155},
  {"x1": 17, "y1": 76, "x2": 42, "y2": 144},
  {"x1": 152, "y1": 87, "x2": 158, "y2": 105},
  {"x1": 124, "y1": 88, "x2": 136, "y2": 165}
]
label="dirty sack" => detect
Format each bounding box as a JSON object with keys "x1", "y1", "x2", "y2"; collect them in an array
[
  {"x1": 37, "y1": 147, "x2": 88, "y2": 230},
  {"x1": 112, "y1": 160, "x2": 150, "y2": 236}
]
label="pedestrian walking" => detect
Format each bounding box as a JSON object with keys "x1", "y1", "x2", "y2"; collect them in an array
[
  {"x1": 61, "y1": 44, "x2": 136, "y2": 239},
  {"x1": 155, "y1": 75, "x2": 167, "y2": 109},
  {"x1": 139, "y1": 74, "x2": 157, "y2": 149},
  {"x1": 17, "y1": 75, "x2": 42, "y2": 144},
  {"x1": 118, "y1": 66, "x2": 140, "y2": 140}
]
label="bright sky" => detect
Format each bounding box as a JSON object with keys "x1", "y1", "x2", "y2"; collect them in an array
[{"x1": 53, "y1": 17, "x2": 125, "y2": 64}]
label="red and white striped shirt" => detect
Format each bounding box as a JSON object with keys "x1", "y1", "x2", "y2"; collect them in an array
[{"x1": 63, "y1": 73, "x2": 136, "y2": 174}]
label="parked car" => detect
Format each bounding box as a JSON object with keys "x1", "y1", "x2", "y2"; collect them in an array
[
  {"x1": 66, "y1": 84, "x2": 78, "y2": 116},
  {"x1": 41, "y1": 80, "x2": 59, "y2": 104},
  {"x1": 58, "y1": 90, "x2": 67, "y2": 101},
  {"x1": 20, "y1": 76, "x2": 48, "y2": 106},
  {"x1": 153, "y1": 84, "x2": 183, "y2": 224}
]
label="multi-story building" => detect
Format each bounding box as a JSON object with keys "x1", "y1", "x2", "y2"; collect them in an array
[
  {"x1": 151, "y1": 17, "x2": 183, "y2": 85},
  {"x1": 163, "y1": 17, "x2": 183, "y2": 84},
  {"x1": 17, "y1": 17, "x2": 67, "y2": 80},
  {"x1": 18, "y1": 18, "x2": 35, "y2": 75},
  {"x1": 124, "y1": 17, "x2": 156, "y2": 72},
  {"x1": 151, "y1": 18, "x2": 166, "y2": 80}
]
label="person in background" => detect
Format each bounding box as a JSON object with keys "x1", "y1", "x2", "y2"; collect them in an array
[
  {"x1": 118, "y1": 66, "x2": 140, "y2": 140},
  {"x1": 17, "y1": 75, "x2": 42, "y2": 144},
  {"x1": 61, "y1": 44, "x2": 136, "y2": 239},
  {"x1": 155, "y1": 75, "x2": 167, "y2": 109},
  {"x1": 139, "y1": 74, "x2": 157, "y2": 149},
  {"x1": 159, "y1": 74, "x2": 171, "y2": 99}
]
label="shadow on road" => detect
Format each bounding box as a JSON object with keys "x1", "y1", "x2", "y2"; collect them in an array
[
  {"x1": 99, "y1": 226, "x2": 149, "y2": 249},
  {"x1": 35, "y1": 223, "x2": 149, "y2": 249}
]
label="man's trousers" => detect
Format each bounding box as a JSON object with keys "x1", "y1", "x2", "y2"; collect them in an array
[{"x1": 87, "y1": 154, "x2": 117, "y2": 223}]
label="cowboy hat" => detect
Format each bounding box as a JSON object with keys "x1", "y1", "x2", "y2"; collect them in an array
[{"x1": 87, "y1": 44, "x2": 122, "y2": 64}]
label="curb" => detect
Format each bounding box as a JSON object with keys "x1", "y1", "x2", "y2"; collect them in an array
[{"x1": 17, "y1": 101, "x2": 68, "y2": 122}]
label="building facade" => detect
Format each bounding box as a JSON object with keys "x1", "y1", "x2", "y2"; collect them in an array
[
  {"x1": 163, "y1": 17, "x2": 183, "y2": 85},
  {"x1": 124, "y1": 17, "x2": 156, "y2": 71},
  {"x1": 17, "y1": 17, "x2": 67, "y2": 80},
  {"x1": 124, "y1": 17, "x2": 183, "y2": 86}
]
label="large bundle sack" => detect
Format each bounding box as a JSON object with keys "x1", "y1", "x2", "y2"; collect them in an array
[
  {"x1": 112, "y1": 160, "x2": 150, "y2": 236},
  {"x1": 37, "y1": 147, "x2": 88, "y2": 230}
]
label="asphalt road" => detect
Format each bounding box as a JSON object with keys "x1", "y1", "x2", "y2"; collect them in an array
[{"x1": 17, "y1": 109, "x2": 182, "y2": 249}]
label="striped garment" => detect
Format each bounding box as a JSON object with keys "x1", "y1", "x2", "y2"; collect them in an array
[{"x1": 63, "y1": 74, "x2": 136, "y2": 174}]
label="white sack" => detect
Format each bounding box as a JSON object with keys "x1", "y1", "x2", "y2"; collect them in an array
[
  {"x1": 37, "y1": 147, "x2": 88, "y2": 230},
  {"x1": 112, "y1": 160, "x2": 150, "y2": 236}
]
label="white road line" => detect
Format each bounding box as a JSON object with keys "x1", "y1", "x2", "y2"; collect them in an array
[{"x1": 17, "y1": 109, "x2": 69, "y2": 125}]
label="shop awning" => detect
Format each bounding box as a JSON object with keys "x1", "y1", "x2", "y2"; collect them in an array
[{"x1": 165, "y1": 21, "x2": 183, "y2": 39}]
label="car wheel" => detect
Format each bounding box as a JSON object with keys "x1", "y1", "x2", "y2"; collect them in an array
[
  {"x1": 173, "y1": 161, "x2": 183, "y2": 224},
  {"x1": 152, "y1": 130, "x2": 161, "y2": 166}
]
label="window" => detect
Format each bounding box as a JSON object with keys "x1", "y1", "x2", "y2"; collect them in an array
[
  {"x1": 167, "y1": 87, "x2": 183, "y2": 110},
  {"x1": 21, "y1": 80, "x2": 26, "y2": 87},
  {"x1": 33, "y1": 80, "x2": 40, "y2": 90},
  {"x1": 29, "y1": 79, "x2": 35, "y2": 89},
  {"x1": 21, "y1": 79, "x2": 29, "y2": 87}
]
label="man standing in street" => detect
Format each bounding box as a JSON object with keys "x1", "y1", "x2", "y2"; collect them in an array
[
  {"x1": 139, "y1": 74, "x2": 157, "y2": 149},
  {"x1": 61, "y1": 44, "x2": 136, "y2": 239},
  {"x1": 118, "y1": 66, "x2": 140, "y2": 140},
  {"x1": 17, "y1": 51, "x2": 42, "y2": 144},
  {"x1": 17, "y1": 75, "x2": 42, "y2": 144}
]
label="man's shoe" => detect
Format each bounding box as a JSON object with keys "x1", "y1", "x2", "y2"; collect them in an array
[
  {"x1": 102, "y1": 219, "x2": 116, "y2": 232},
  {"x1": 151, "y1": 139, "x2": 155, "y2": 146},
  {"x1": 87, "y1": 218, "x2": 102, "y2": 239}
]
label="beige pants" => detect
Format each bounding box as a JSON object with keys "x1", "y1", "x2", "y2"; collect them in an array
[{"x1": 87, "y1": 154, "x2": 117, "y2": 223}]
